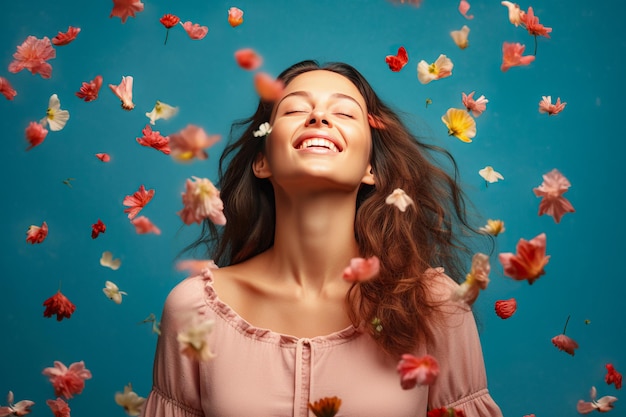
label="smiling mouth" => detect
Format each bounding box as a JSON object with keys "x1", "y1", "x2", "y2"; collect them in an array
[{"x1": 296, "y1": 138, "x2": 341, "y2": 152}]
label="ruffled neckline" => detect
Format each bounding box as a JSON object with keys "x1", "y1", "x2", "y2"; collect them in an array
[{"x1": 200, "y1": 268, "x2": 362, "y2": 346}]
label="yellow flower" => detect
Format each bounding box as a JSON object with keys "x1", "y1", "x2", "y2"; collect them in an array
[
  {"x1": 308, "y1": 396, "x2": 342, "y2": 417},
  {"x1": 479, "y1": 219, "x2": 505, "y2": 236},
  {"x1": 145, "y1": 100, "x2": 178, "y2": 125},
  {"x1": 441, "y1": 108, "x2": 476, "y2": 142}
]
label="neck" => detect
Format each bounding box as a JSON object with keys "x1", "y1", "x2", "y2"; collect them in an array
[{"x1": 265, "y1": 187, "x2": 360, "y2": 295}]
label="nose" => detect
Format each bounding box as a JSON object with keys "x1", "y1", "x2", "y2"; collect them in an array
[{"x1": 305, "y1": 110, "x2": 332, "y2": 127}]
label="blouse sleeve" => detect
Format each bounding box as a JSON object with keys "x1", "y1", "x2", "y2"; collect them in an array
[
  {"x1": 426, "y1": 270, "x2": 503, "y2": 417},
  {"x1": 140, "y1": 276, "x2": 208, "y2": 417}
]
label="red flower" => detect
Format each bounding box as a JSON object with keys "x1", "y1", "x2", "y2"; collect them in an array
[
  {"x1": 520, "y1": 6, "x2": 552, "y2": 38},
  {"x1": 498, "y1": 232, "x2": 550, "y2": 284},
  {"x1": 494, "y1": 298, "x2": 517, "y2": 319},
  {"x1": 234, "y1": 48, "x2": 263, "y2": 71},
  {"x1": 42, "y1": 361, "x2": 92, "y2": 399},
  {"x1": 76, "y1": 75, "x2": 103, "y2": 102},
  {"x1": 110, "y1": 0, "x2": 144, "y2": 23},
  {"x1": 397, "y1": 353, "x2": 439, "y2": 389},
  {"x1": 131, "y1": 215, "x2": 161, "y2": 235},
  {"x1": 91, "y1": 219, "x2": 106, "y2": 239},
  {"x1": 26, "y1": 221, "x2": 48, "y2": 244},
  {"x1": 25, "y1": 121, "x2": 49, "y2": 150},
  {"x1": 160, "y1": 14, "x2": 180, "y2": 45},
  {"x1": 228, "y1": 7, "x2": 244, "y2": 27},
  {"x1": 46, "y1": 397, "x2": 71, "y2": 417},
  {"x1": 605, "y1": 364, "x2": 622, "y2": 390},
  {"x1": 9, "y1": 36, "x2": 56, "y2": 79},
  {"x1": 136, "y1": 124, "x2": 170, "y2": 154},
  {"x1": 43, "y1": 290, "x2": 76, "y2": 321},
  {"x1": 160, "y1": 13, "x2": 180, "y2": 28},
  {"x1": 52, "y1": 26, "x2": 81, "y2": 46},
  {"x1": 551, "y1": 334, "x2": 579, "y2": 356},
  {"x1": 385, "y1": 46, "x2": 409, "y2": 72},
  {"x1": 123, "y1": 184, "x2": 155, "y2": 219}
]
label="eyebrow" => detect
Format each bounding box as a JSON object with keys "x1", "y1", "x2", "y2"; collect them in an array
[{"x1": 274, "y1": 91, "x2": 365, "y2": 114}]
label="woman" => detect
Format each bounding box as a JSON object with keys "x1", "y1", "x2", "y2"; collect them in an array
[{"x1": 141, "y1": 60, "x2": 503, "y2": 416}]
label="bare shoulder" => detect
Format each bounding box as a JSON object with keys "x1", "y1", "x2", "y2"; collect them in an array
[{"x1": 211, "y1": 256, "x2": 275, "y2": 312}]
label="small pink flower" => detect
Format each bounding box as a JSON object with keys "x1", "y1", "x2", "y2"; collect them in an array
[
  {"x1": 131, "y1": 216, "x2": 161, "y2": 235},
  {"x1": 551, "y1": 334, "x2": 579, "y2": 356},
  {"x1": 26, "y1": 221, "x2": 48, "y2": 244},
  {"x1": 42, "y1": 361, "x2": 92, "y2": 399},
  {"x1": 0, "y1": 77, "x2": 17, "y2": 100},
  {"x1": 76, "y1": 75, "x2": 103, "y2": 102},
  {"x1": 397, "y1": 354, "x2": 439, "y2": 389},
  {"x1": 228, "y1": 7, "x2": 244, "y2": 27},
  {"x1": 25, "y1": 121, "x2": 49, "y2": 150},
  {"x1": 342, "y1": 256, "x2": 380, "y2": 282},
  {"x1": 462, "y1": 91, "x2": 488, "y2": 117},
  {"x1": 494, "y1": 298, "x2": 517, "y2": 319},
  {"x1": 538, "y1": 96, "x2": 566, "y2": 115},
  {"x1": 254, "y1": 72, "x2": 285, "y2": 102},
  {"x1": 110, "y1": 0, "x2": 144, "y2": 23},
  {"x1": 501, "y1": 42, "x2": 535, "y2": 72},
  {"x1": 0, "y1": 391, "x2": 34, "y2": 416},
  {"x1": 458, "y1": 0, "x2": 474, "y2": 19},
  {"x1": 123, "y1": 184, "x2": 155, "y2": 220},
  {"x1": 577, "y1": 386, "x2": 618, "y2": 413},
  {"x1": 533, "y1": 169, "x2": 575, "y2": 223},
  {"x1": 108, "y1": 75, "x2": 134, "y2": 110},
  {"x1": 234, "y1": 48, "x2": 263, "y2": 71},
  {"x1": 451, "y1": 253, "x2": 490, "y2": 305},
  {"x1": 95, "y1": 153, "x2": 110, "y2": 162},
  {"x1": 180, "y1": 21, "x2": 208, "y2": 40},
  {"x1": 46, "y1": 398, "x2": 71, "y2": 417},
  {"x1": 136, "y1": 124, "x2": 170, "y2": 154},
  {"x1": 9, "y1": 36, "x2": 56, "y2": 79},
  {"x1": 498, "y1": 232, "x2": 550, "y2": 284},
  {"x1": 52, "y1": 26, "x2": 81, "y2": 46},
  {"x1": 169, "y1": 124, "x2": 220, "y2": 162},
  {"x1": 178, "y1": 177, "x2": 227, "y2": 226},
  {"x1": 43, "y1": 290, "x2": 76, "y2": 321}
]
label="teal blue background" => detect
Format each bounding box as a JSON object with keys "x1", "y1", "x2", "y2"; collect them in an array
[{"x1": 1, "y1": 1, "x2": 623, "y2": 415}]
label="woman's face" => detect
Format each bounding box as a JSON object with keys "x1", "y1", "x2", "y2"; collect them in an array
[{"x1": 254, "y1": 70, "x2": 375, "y2": 192}]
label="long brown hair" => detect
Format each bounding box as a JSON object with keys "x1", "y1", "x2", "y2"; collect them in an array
[{"x1": 186, "y1": 60, "x2": 489, "y2": 357}]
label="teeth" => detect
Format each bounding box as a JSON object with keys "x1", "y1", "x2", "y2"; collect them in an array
[{"x1": 298, "y1": 138, "x2": 339, "y2": 152}]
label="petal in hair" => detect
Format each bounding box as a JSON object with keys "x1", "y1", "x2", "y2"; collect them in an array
[{"x1": 385, "y1": 188, "x2": 414, "y2": 212}]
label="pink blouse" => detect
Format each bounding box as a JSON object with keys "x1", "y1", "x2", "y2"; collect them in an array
[{"x1": 141, "y1": 268, "x2": 502, "y2": 416}]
